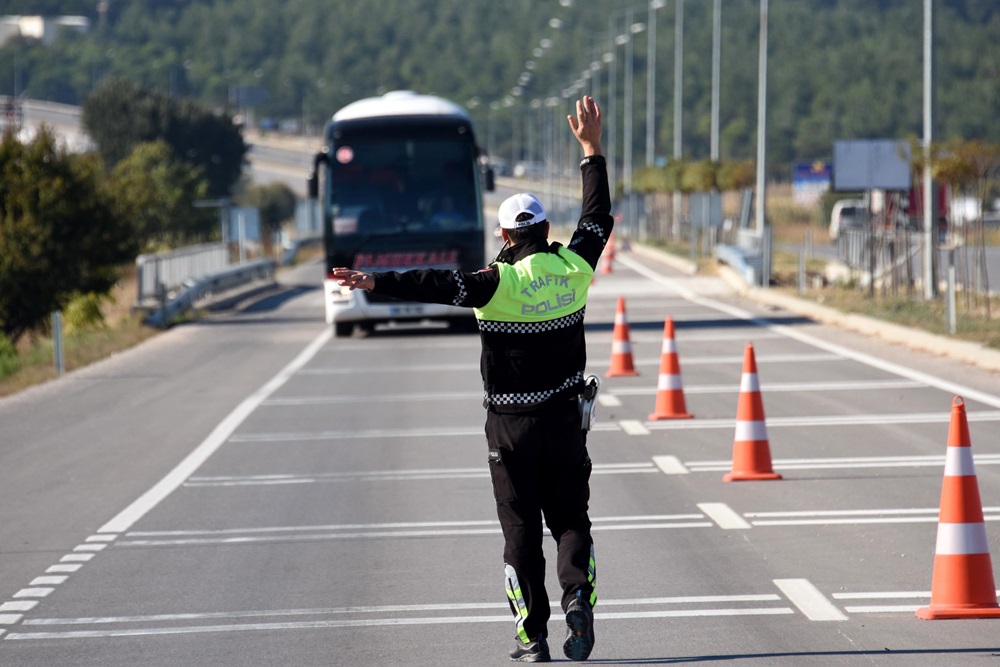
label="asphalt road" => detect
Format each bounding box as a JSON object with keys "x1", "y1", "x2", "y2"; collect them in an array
[{"x1": 3, "y1": 250, "x2": 1000, "y2": 665}]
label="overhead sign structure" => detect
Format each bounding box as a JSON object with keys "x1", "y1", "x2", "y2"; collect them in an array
[{"x1": 832, "y1": 140, "x2": 911, "y2": 191}]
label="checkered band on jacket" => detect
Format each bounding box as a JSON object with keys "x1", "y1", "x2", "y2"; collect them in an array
[
  {"x1": 451, "y1": 270, "x2": 468, "y2": 306},
  {"x1": 478, "y1": 308, "x2": 585, "y2": 334},
  {"x1": 485, "y1": 371, "x2": 584, "y2": 407}
]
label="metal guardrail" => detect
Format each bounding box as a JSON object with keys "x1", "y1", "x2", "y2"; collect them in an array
[
  {"x1": 143, "y1": 259, "x2": 277, "y2": 328},
  {"x1": 135, "y1": 243, "x2": 229, "y2": 307},
  {"x1": 714, "y1": 227, "x2": 768, "y2": 286},
  {"x1": 280, "y1": 234, "x2": 322, "y2": 266}
]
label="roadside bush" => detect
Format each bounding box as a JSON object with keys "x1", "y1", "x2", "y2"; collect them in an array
[
  {"x1": 0, "y1": 334, "x2": 19, "y2": 379},
  {"x1": 63, "y1": 292, "x2": 108, "y2": 334}
]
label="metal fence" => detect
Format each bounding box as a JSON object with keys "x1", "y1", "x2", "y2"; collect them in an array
[{"x1": 134, "y1": 243, "x2": 229, "y2": 307}]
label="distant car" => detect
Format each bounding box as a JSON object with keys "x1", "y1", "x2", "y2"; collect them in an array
[
  {"x1": 513, "y1": 161, "x2": 546, "y2": 180},
  {"x1": 829, "y1": 199, "x2": 866, "y2": 241}
]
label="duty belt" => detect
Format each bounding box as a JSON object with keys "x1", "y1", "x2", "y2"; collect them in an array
[{"x1": 483, "y1": 372, "x2": 584, "y2": 407}]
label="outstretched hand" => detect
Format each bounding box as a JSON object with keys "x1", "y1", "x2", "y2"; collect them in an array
[
  {"x1": 329, "y1": 268, "x2": 374, "y2": 291},
  {"x1": 567, "y1": 96, "x2": 603, "y2": 158}
]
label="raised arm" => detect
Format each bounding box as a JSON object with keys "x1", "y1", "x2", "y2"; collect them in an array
[{"x1": 567, "y1": 95, "x2": 603, "y2": 158}]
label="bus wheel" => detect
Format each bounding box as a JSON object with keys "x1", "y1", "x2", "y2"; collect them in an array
[{"x1": 334, "y1": 322, "x2": 353, "y2": 338}]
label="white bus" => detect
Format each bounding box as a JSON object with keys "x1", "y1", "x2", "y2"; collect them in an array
[{"x1": 307, "y1": 91, "x2": 494, "y2": 336}]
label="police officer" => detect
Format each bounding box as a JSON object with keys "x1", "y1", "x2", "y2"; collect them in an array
[{"x1": 331, "y1": 95, "x2": 612, "y2": 663}]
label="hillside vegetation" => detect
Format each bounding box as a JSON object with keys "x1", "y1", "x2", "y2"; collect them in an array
[{"x1": 3, "y1": 1, "x2": 999, "y2": 175}]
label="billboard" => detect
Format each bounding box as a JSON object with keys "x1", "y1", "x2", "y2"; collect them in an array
[
  {"x1": 792, "y1": 161, "x2": 831, "y2": 205},
  {"x1": 832, "y1": 140, "x2": 911, "y2": 191}
]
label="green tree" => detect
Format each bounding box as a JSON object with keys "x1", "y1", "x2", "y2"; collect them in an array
[
  {"x1": 0, "y1": 127, "x2": 137, "y2": 344},
  {"x1": 238, "y1": 182, "x2": 296, "y2": 240},
  {"x1": 82, "y1": 78, "x2": 247, "y2": 197},
  {"x1": 109, "y1": 139, "x2": 215, "y2": 250}
]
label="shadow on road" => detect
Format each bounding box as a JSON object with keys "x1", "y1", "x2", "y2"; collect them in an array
[{"x1": 584, "y1": 646, "x2": 1000, "y2": 664}]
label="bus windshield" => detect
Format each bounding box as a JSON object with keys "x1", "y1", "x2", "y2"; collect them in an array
[{"x1": 329, "y1": 137, "x2": 480, "y2": 237}]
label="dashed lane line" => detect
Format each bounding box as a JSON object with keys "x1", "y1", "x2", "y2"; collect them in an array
[
  {"x1": 10, "y1": 579, "x2": 920, "y2": 640},
  {"x1": 185, "y1": 461, "x2": 658, "y2": 487},
  {"x1": 697, "y1": 503, "x2": 752, "y2": 530},
  {"x1": 679, "y1": 452, "x2": 1000, "y2": 474},
  {"x1": 226, "y1": 409, "x2": 1000, "y2": 443},
  {"x1": 773, "y1": 579, "x2": 847, "y2": 621},
  {"x1": 5, "y1": 592, "x2": 799, "y2": 640},
  {"x1": 98, "y1": 327, "x2": 334, "y2": 535},
  {"x1": 115, "y1": 513, "x2": 716, "y2": 547},
  {"x1": 294, "y1": 353, "x2": 842, "y2": 376},
  {"x1": 263, "y1": 379, "x2": 924, "y2": 407},
  {"x1": 616, "y1": 252, "x2": 1000, "y2": 411}
]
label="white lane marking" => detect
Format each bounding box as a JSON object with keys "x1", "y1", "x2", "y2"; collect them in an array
[
  {"x1": 843, "y1": 605, "x2": 921, "y2": 613},
  {"x1": 685, "y1": 453, "x2": 1000, "y2": 473},
  {"x1": 6, "y1": 608, "x2": 797, "y2": 640},
  {"x1": 645, "y1": 411, "x2": 1000, "y2": 432},
  {"x1": 98, "y1": 327, "x2": 333, "y2": 535},
  {"x1": 607, "y1": 379, "x2": 925, "y2": 396},
  {"x1": 619, "y1": 420, "x2": 650, "y2": 435},
  {"x1": 8, "y1": 596, "x2": 795, "y2": 639},
  {"x1": 122, "y1": 513, "x2": 707, "y2": 539},
  {"x1": 85, "y1": 535, "x2": 117, "y2": 543},
  {"x1": 299, "y1": 363, "x2": 475, "y2": 375},
  {"x1": 29, "y1": 576, "x2": 67, "y2": 586},
  {"x1": 227, "y1": 411, "x2": 1000, "y2": 443},
  {"x1": 698, "y1": 503, "x2": 751, "y2": 530},
  {"x1": 0, "y1": 601, "x2": 37, "y2": 612},
  {"x1": 46, "y1": 564, "x2": 82, "y2": 574},
  {"x1": 833, "y1": 590, "x2": 1000, "y2": 614},
  {"x1": 833, "y1": 592, "x2": 932, "y2": 599},
  {"x1": 653, "y1": 455, "x2": 689, "y2": 474},
  {"x1": 60, "y1": 554, "x2": 93, "y2": 563},
  {"x1": 296, "y1": 354, "x2": 837, "y2": 375},
  {"x1": 22, "y1": 594, "x2": 784, "y2": 626},
  {"x1": 73, "y1": 544, "x2": 107, "y2": 552},
  {"x1": 185, "y1": 462, "x2": 658, "y2": 487},
  {"x1": 264, "y1": 391, "x2": 479, "y2": 406},
  {"x1": 598, "y1": 393, "x2": 622, "y2": 407},
  {"x1": 773, "y1": 579, "x2": 847, "y2": 621},
  {"x1": 616, "y1": 253, "x2": 1000, "y2": 410},
  {"x1": 117, "y1": 514, "x2": 714, "y2": 548},
  {"x1": 635, "y1": 353, "x2": 840, "y2": 367},
  {"x1": 0, "y1": 615, "x2": 23, "y2": 625},
  {"x1": 14, "y1": 589, "x2": 53, "y2": 598},
  {"x1": 229, "y1": 425, "x2": 483, "y2": 443}
]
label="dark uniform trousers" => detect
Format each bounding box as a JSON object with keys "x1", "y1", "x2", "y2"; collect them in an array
[{"x1": 486, "y1": 398, "x2": 594, "y2": 641}]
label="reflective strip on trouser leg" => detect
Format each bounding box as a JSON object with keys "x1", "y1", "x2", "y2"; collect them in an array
[
  {"x1": 505, "y1": 564, "x2": 531, "y2": 643},
  {"x1": 588, "y1": 543, "x2": 597, "y2": 608}
]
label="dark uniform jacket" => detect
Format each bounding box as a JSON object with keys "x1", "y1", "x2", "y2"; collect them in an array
[{"x1": 371, "y1": 155, "x2": 613, "y2": 413}]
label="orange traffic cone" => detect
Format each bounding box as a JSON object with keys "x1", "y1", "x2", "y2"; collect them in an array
[
  {"x1": 601, "y1": 232, "x2": 616, "y2": 274},
  {"x1": 916, "y1": 397, "x2": 1000, "y2": 619},
  {"x1": 648, "y1": 318, "x2": 693, "y2": 420},
  {"x1": 723, "y1": 343, "x2": 781, "y2": 482},
  {"x1": 606, "y1": 296, "x2": 638, "y2": 377}
]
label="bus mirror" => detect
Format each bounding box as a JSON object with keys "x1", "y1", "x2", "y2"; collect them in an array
[
  {"x1": 307, "y1": 171, "x2": 318, "y2": 199},
  {"x1": 484, "y1": 167, "x2": 495, "y2": 192},
  {"x1": 308, "y1": 151, "x2": 326, "y2": 199}
]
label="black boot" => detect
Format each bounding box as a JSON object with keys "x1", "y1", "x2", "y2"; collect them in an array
[
  {"x1": 563, "y1": 594, "x2": 595, "y2": 661},
  {"x1": 510, "y1": 635, "x2": 550, "y2": 663}
]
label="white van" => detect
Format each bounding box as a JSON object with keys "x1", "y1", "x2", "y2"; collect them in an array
[{"x1": 829, "y1": 199, "x2": 866, "y2": 241}]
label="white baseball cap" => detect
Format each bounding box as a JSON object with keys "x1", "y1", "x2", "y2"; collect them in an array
[{"x1": 498, "y1": 193, "x2": 546, "y2": 229}]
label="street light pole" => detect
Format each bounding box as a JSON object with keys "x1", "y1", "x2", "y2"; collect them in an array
[
  {"x1": 711, "y1": 0, "x2": 721, "y2": 162},
  {"x1": 672, "y1": 0, "x2": 684, "y2": 235},
  {"x1": 623, "y1": 10, "x2": 635, "y2": 204},
  {"x1": 922, "y1": 0, "x2": 935, "y2": 299},
  {"x1": 755, "y1": 0, "x2": 768, "y2": 237},
  {"x1": 646, "y1": 0, "x2": 667, "y2": 168}
]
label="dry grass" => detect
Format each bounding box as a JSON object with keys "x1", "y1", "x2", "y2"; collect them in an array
[{"x1": 0, "y1": 270, "x2": 160, "y2": 397}]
